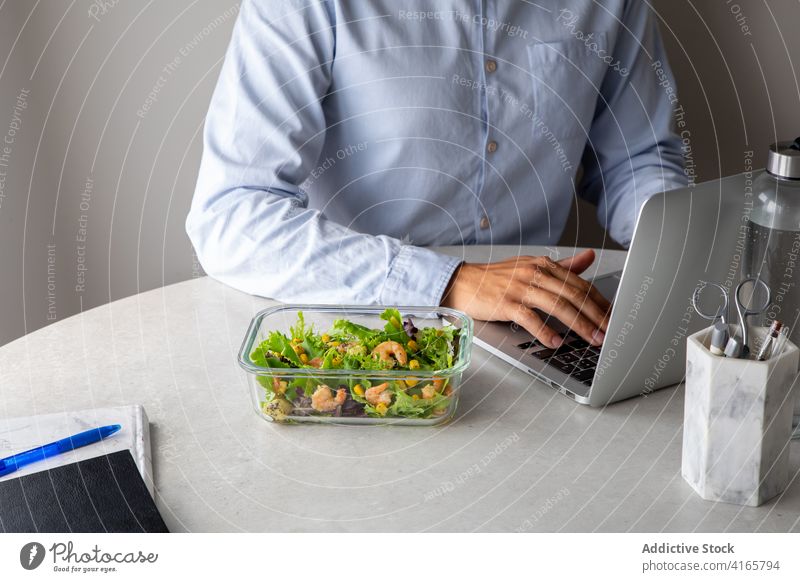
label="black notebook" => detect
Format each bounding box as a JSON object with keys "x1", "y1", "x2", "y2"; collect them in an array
[{"x1": 0, "y1": 450, "x2": 168, "y2": 533}]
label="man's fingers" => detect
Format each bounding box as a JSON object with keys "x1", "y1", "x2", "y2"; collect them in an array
[
  {"x1": 543, "y1": 260, "x2": 612, "y2": 315},
  {"x1": 530, "y1": 274, "x2": 611, "y2": 333},
  {"x1": 521, "y1": 288, "x2": 605, "y2": 346},
  {"x1": 511, "y1": 305, "x2": 563, "y2": 349},
  {"x1": 556, "y1": 248, "x2": 595, "y2": 274}
]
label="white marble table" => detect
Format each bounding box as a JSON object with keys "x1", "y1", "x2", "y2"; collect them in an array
[{"x1": 2, "y1": 245, "x2": 799, "y2": 532}]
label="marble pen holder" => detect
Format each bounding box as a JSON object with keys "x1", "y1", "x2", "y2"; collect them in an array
[{"x1": 682, "y1": 325, "x2": 800, "y2": 507}]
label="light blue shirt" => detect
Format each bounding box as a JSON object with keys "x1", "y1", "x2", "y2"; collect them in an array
[{"x1": 187, "y1": 0, "x2": 687, "y2": 306}]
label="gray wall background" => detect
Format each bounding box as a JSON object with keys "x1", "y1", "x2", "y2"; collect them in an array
[{"x1": 1, "y1": 0, "x2": 798, "y2": 347}]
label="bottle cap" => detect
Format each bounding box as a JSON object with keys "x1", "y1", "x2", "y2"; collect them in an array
[{"x1": 766, "y1": 137, "x2": 800, "y2": 179}]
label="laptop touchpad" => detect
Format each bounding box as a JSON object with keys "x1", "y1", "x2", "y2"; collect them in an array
[{"x1": 592, "y1": 271, "x2": 622, "y2": 303}]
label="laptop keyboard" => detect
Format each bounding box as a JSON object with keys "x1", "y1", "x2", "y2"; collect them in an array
[{"x1": 517, "y1": 334, "x2": 600, "y2": 386}]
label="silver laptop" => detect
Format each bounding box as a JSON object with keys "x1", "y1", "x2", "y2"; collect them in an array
[{"x1": 474, "y1": 173, "x2": 749, "y2": 406}]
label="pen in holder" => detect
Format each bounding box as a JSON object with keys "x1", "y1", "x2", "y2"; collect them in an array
[{"x1": 682, "y1": 325, "x2": 800, "y2": 506}]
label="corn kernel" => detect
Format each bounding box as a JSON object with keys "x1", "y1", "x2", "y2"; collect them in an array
[
  {"x1": 292, "y1": 337, "x2": 302, "y2": 343},
  {"x1": 407, "y1": 340, "x2": 418, "y2": 351},
  {"x1": 292, "y1": 344, "x2": 305, "y2": 355},
  {"x1": 412, "y1": 394, "x2": 420, "y2": 400},
  {"x1": 353, "y1": 384, "x2": 364, "y2": 396},
  {"x1": 405, "y1": 377, "x2": 418, "y2": 387},
  {"x1": 330, "y1": 341, "x2": 340, "y2": 347},
  {"x1": 321, "y1": 334, "x2": 330, "y2": 343},
  {"x1": 332, "y1": 357, "x2": 342, "y2": 366},
  {"x1": 409, "y1": 359, "x2": 420, "y2": 370},
  {"x1": 376, "y1": 402, "x2": 388, "y2": 415},
  {"x1": 299, "y1": 353, "x2": 309, "y2": 364}
]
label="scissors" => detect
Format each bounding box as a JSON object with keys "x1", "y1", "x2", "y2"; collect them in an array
[{"x1": 692, "y1": 278, "x2": 771, "y2": 357}]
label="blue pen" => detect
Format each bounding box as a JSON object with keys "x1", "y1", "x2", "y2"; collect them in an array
[{"x1": 0, "y1": 424, "x2": 121, "y2": 477}]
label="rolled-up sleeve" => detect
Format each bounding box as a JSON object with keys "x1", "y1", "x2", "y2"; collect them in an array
[
  {"x1": 186, "y1": 0, "x2": 460, "y2": 305},
  {"x1": 578, "y1": 1, "x2": 688, "y2": 248}
]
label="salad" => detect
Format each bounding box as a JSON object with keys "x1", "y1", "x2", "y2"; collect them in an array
[{"x1": 250, "y1": 308, "x2": 461, "y2": 421}]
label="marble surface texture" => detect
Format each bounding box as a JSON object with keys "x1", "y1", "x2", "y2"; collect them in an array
[
  {"x1": 683, "y1": 326, "x2": 800, "y2": 507},
  {"x1": 3, "y1": 246, "x2": 800, "y2": 531}
]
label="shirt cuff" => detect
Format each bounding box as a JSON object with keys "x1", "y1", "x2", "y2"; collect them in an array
[{"x1": 379, "y1": 244, "x2": 462, "y2": 307}]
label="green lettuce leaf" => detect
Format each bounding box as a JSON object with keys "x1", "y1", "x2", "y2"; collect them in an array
[
  {"x1": 331, "y1": 319, "x2": 376, "y2": 341},
  {"x1": 261, "y1": 331, "x2": 302, "y2": 366},
  {"x1": 251, "y1": 340, "x2": 296, "y2": 368},
  {"x1": 416, "y1": 326, "x2": 459, "y2": 370},
  {"x1": 320, "y1": 347, "x2": 340, "y2": 369},
  {"x1": 380, "y1": 308, "x2": 409, "y2": 343},
  {"x1": 389, "y1": 387, "x2": 451, "y2": 418}
]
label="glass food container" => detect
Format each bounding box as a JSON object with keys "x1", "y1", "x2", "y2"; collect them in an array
[{"x1": 238, "y1": 305, "x2": 473, "y2": 425}]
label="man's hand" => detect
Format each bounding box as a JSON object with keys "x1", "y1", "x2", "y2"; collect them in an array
[{"x1": 440, "y1": 249, "x2": 612, "y2": 348}]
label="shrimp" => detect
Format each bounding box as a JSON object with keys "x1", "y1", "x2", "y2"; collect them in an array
[
  {"x1": 371, "y1": 341, "x2": 408, "y2": 367},
  {"x1": 311, "y1": 384, "x2": 346, "y2": 412},
  {"x1": 365, "y1": 382, "x2": 392, "y2": 405},
  {"x1": 421, "y1": 385, "x2": 437, "y2": 399},
  {"x1": 421, "y1": 377, "x2": 446, "y2": 399}
]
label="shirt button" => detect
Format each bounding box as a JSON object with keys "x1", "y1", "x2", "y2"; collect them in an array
[
  {"x1": 480, "y1": 216, "x2": 491, "y2": 230},
  {"x1": 485, "y1": 59, "x2": 497, "y2": 73},
  {"x1": 487, "y1": 140, "x2": 498, "y2": 153}
]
